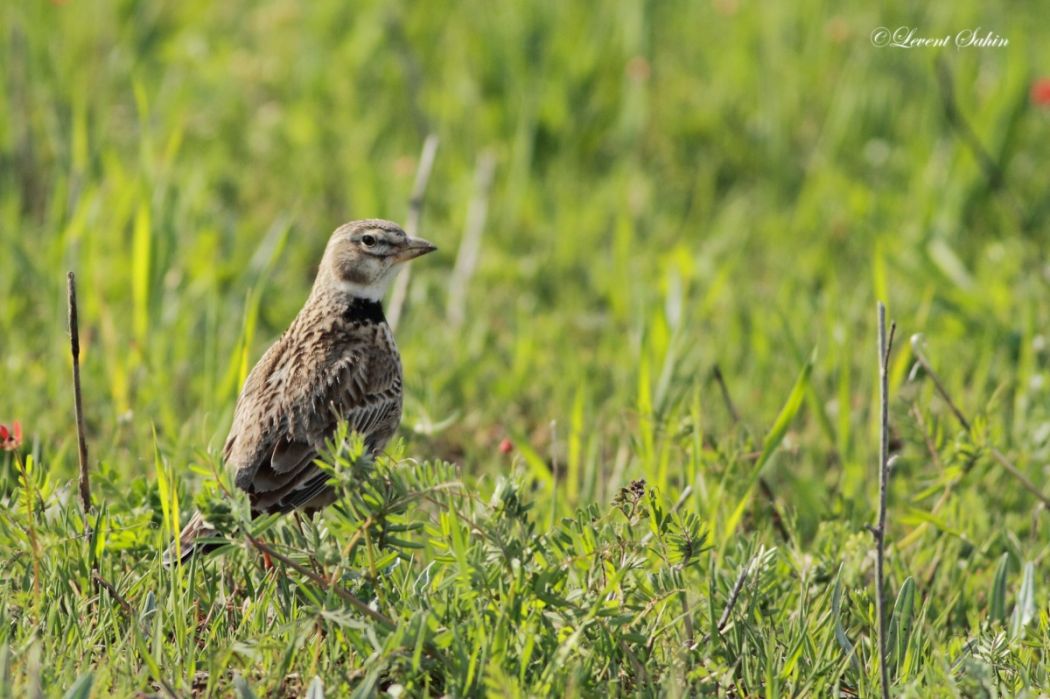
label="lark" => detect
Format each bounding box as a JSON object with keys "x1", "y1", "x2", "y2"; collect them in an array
[{"x1": 165, "y1": 219, "x2": 436, "y2": 565}]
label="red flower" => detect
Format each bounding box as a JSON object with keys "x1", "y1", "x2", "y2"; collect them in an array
[
  {"x1": 0, "y1": 420, "x2": 22, "y2": 451},
  {"x1": 498, "y1": 438, "x2": 513, "y2": 454},
  {"x1": 1031, "y1": 78, "x2": 1050, "y2": 107}
]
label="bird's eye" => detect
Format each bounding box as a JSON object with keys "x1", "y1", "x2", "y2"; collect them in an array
[{"x1": 361, "y1": 234, "x2": 377, "y2": 247}]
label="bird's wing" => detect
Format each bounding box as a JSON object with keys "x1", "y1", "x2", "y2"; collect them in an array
[{"x1": 226, "y1": 327, "x2": 402, "y2": 514}]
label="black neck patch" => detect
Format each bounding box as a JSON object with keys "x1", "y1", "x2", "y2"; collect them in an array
[{"x1": 344, "y1": 296, "x2": 386, "y2": 324}]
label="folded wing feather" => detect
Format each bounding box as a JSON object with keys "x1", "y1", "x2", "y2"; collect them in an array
[{"x1": 226, "y1": 331, "x2": 402, "y2": 514}]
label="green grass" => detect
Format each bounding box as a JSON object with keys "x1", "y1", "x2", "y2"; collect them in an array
[{"x1": 3, "y1": 0, "x2": 1050, "y2": 695}]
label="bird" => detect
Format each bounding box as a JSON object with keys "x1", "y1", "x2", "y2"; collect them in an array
[{"x1": 164, "y1": 219, "x2": 436, "y2": 565}]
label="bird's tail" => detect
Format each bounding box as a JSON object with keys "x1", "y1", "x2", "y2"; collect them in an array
[{"x1": 162, "y1": 511, "x2": 224, "y2": 567}]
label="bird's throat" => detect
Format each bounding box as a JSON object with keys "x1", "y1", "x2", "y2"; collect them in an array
[{"x1": 344, "y1": 296, "x2": 386, "y2": 324}]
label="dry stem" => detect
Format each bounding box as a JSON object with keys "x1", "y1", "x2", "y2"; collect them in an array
[
  {"x1": 874, "y1": 302, "x2": 896, "y2": 699},
  {"x1": 387, "y1": 134, "x2": 440, "y2": 331},
  {"x1": 67, "y1": 272, "x2": 92, "y2": 531}
]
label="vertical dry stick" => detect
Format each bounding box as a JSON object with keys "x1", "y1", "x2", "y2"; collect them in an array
[
  {"x1": 446, "y1": 150, "x2": 496, "y2": 328},
  {"x1": 68, "y1": 272, "x2": 92, "y2": 531},
  {"x1": 387, "y1": 134, "x2": 440, "y2": 331},
  {"x1": 874, "y1": 302, "x2": 896, "y2": 699}
]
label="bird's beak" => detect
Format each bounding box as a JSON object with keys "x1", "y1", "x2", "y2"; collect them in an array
[{"x1": 395, "y1": 236, "x2": 438, "y2": 262}]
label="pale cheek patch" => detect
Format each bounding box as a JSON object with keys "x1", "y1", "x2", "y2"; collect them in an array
[{"x1": 331, "y1": 250, "x2": 398, "y2": 300}]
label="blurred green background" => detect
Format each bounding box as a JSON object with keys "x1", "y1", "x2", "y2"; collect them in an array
[
  {"x1": 3, "y1": 0, "x2": 1047, "y2": 504},
  {"x1": 2, "y1": 0, "x2": 1050, "y2": 516},
  {"x1": 2, "y1": 0, "x2": 1050, "y2": 692}
]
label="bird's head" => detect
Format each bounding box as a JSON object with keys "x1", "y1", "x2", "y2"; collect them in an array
[{"x1": 316, "y1": 219, "x2": 437, "y2": 301}]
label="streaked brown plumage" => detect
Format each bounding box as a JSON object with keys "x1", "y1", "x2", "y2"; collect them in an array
[{"x1": 165, "y1": 219, "x2": 436, "y2": 565}]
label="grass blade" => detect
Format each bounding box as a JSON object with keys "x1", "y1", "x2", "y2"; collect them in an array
[
  {"x1": 722, "y1": 350, "x2": 814, "y2": 545},
  {"x1": 233, "y1": 675, "x2": 259, "y2": 699},
  {"x1": 306, "y1": 676, "x2": 325, "y2": 699},
  {"x1": 831, "y1": 564, "x2": 860, "y2": 673},
  {"x1": 990, "y1": 553, "x2": 1009, "y2": 624},
  {"x1": 131, "y1": 201, "x2": 152, "y2": 343},
  {"x1": 1010, "y1": 561, "x2": 1036, "y2": 638},
  {"x1": 887, "y1": 576, "x2": 916, "y2": 675},
  {"x1": 60, "y1": 674, "x2": 93, "y2": 699}
]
